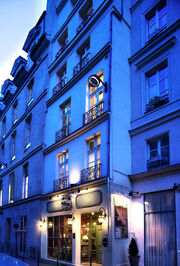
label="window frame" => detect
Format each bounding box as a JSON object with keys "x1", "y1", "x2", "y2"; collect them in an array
[
  {"x1": 22, "y1": 164, "x2": 29, "y2": 199},
  {"x1": 9, "y1": 172, "x2": 15, "y2": 203},
  {"x1": 25, "y1": 115, "x2": 31, "y2": 150}
]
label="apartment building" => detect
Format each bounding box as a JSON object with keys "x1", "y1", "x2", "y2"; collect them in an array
[
  {"x1": 0, "y1": 12, "x2": 49, "y2": 260},
  {"x1": 129, "y1": 0, "x2": 180, "y2": 265}
]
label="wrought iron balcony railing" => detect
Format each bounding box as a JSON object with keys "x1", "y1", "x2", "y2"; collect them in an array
[
  {"x1": 146, "y1": 94, "x2": 169, "y2": 112},
  {"x1": 81, "y1": 163, "x2": 101, "y2": 184},
  {"x1": 53, "y1": 76, "x2": 67, "y2": 95},
  {"x1": 73, "y1": 53, "x2": 91, "y2": 76},
  {"x1": 147, "y1": 146, "x2": 169, "y2": 170},
  {"x1": 55, "y1": 40, "x2": 69, "y2": 58},
  {"x1": 76, "y1": 9, "x2": 94, "y2": 34},
  {"x1": 83, "y1": 101, "x2": 103, "y2": 125},
  {"x1": 55, "y1": 124, "x2": 71, "y2": 142},
  {"x1": 54, "y1": 176, "x2": 68, "y2": 191}
]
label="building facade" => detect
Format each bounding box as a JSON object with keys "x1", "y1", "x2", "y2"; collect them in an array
[{"x1": 0, "y1": 0, "x2": 180, "y2": 266}]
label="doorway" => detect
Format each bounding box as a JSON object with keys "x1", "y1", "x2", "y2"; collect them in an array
[{"x1": 81, "y1": 213, "x2": 102, "y2": 265}]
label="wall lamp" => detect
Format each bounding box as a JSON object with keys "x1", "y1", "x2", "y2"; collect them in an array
[
  {"x1": 39, "y1": 217, "x2": 46, "y2": 228},
  {"x1": 88, "y1": 74, "x2": 107, "y2": 92},
  {"x1": 0, "y1": 161, "x2": 7, "y2": 170},
  {"x1": 129, "y1": 191, "x2": 142, "y2": 199},
  {"x1": 68, "y1": 214, "x2": 75, "y2": 225},
  {"x1": 98, "y1": 207, "x2": 107, "y2": 224}
]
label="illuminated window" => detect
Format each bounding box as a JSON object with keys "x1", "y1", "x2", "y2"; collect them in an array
[
  {"x1": 115, "y1": 205, "x2": 128, "y2": 239},
  {"x1": 89, "y1": 70, "x2": 104, "y2": 109},
  {"x1": 55, "y1": 151, "x2": 69, "y2": 190},
  {"x1": 22, "y1": 164, "x2": 28, "y2": 199},
  {"x1": 9, "y1": 173, "x2": 15, "y2": 203},
  {"x1": 87, "y1": 135, "x2": 101, "y2": 180},
  {"x1": 62, "y1": 101, "x2": 71, "y2": 135}
]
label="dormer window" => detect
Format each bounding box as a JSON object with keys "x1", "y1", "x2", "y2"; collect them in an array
[
  {"x1": 27, "y1": 79, "x2": 34, "y2": 106},
  {"x1": 56, "y1": 28, "x2": 68, "y2": 58}
]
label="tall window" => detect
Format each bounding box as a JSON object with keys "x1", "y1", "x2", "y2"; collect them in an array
[
  {"x1": 53, "y1": 64, "x2": 67, "y2": 95},
  {"x1": 146, "y1": 63, "x2": 168, "y2": 111},
  {"x1": 147, "y1": 134, "x2": 169, "y2": 169},
  {"x1": 19, "y1": 216, "x2": 27, "y2": 255},
  {"x1": 9, "y1": 173, "x2": 15, "y2": 203},
  {"x1": 22, "y1": 164, "x2": 28, "y2": 199},
  {"x1": 55, "y1": 151, "x2": 69, "y2": 191},
  {"x1": 11, "y1": 132, "x2": 16, "y2": 161},
  {"x1": 1, "y1": 144, "x2": 5, "y2": 170},
  {"x1": 6, "y1": 218, "x2": 11, "y2": 251},
  {"x1": 25, "y1": 116, "x2": 31, "y2": 149},
  {"x1": 0, "y1": 180, "x2": 2, "y2": 206},
  {"x1": 2, "y1": 117, "x2": 6, "y2": 138},
  {"x1": 12, "y1": 101, "x2": 18, "y2": 124},
  {"x1": 147, "y1": 1, "x2": 167, "y2": 39},
  {"x1": 27, "y1": 79, "x2": 33, "y2": 106},
  {"x1": 47, "y1": 216, "x2": 72, "y2": 262},
  {"x1": 87, "y1": 135, "x2": 101, "y2": 180},
  {"x1": 62, "y1": 101, "x2": 71, "y2": 136},
  {"x1": 56, "y1": 28, "x2": 68, "y2": 58},
  {"x1": 144, "y1": 191, "x2": 176, "y2": 266}
]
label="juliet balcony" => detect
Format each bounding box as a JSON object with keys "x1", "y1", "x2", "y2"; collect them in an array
[
  {"x1": 55, "y1": 124, "x2": 71, "y2": 142},
  {"x1": 146, "y1": 95, "x2": 169, "y2": 112},
  {"x1": 53, "y1": 76, "x2": 67, "y2": 96},
  {"x1": 81, "y1": 163, "x2": 102, "y2": 184},
  {"x1": 76, "y1": 9, "x2": 94, "y2": 34},
  {"x1": 54, "y1": 176, "x2": 68, "y2": 191},
  {"x1": 73, "y1": 53, "x2": 91, "y2": 76},
  {"x1": 83, "y1": 101, "x2": 103, "y2": 125},
  {"x1": 55, "y1": 40, "x2": 69, "y2": 59},
  {"x1": 147, "y1": 146, "x2": 169, "y2": 170}
]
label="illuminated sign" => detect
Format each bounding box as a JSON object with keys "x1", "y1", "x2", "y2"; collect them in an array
[{"x1": 76, "y1": 190, "x2": 102, "y2": 209}]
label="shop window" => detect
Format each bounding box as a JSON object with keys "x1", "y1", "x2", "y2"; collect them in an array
[
  {"x1": 146, "y1": 62, "x2": 168, "y2": 112},
  {"x1": 22, "y1": 164, "x2": 28, "y2": 199},
  {"x1": 47, "y1": 215, "x2": 72, "y2": 262},
  {"x1": 146, "y1": 1, "x2": 167, "y2": 41},
  {"x1": 144, "y1": 190, "x2": 175, "y2": 265},
  {"x1": 115, "y1": 205, "x2": 128, "y2": 239},
  {"x1": 8, "y1": 173, "x2": 15, "y2": 203},
  {"x1": 147, "y1": 133, "x2": 169, "y2": 169}
]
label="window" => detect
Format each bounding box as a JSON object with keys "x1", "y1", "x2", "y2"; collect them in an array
[
  {"x1": 0, "y1": 180, "x2": 2, "y2": 206},
  {"x1": 115, "y1": 205, "x2": 128, "y2": 239},
  {"x1": 25, "y1": 115, "x2": 31, "y2": 149},
  {"x1": 77, "y1": 0, "x2": 93, "y2": 33},
  {"x1": 0, "y1": 144, "x2": 5, "y2": 171},
  {"x1": 147, "y1": 134, "x2": 169, "y2": 169},
  {"x1": 47, "y1": 215, "x2": 72, "y2": 262},
  {"x1": 54, "y1": 151, "x2": 68, "y2": 191},
  {"x1": 146, "y1": 63, "x2": 168, "y2": 112},
  {"x1": 144, "y1": 191, "x2": 176, "y2": 266},
  {"x1": 22, "y1": 164, "x2": 28, "y2": 199},
  {"x1": 12, "y1": 101, "x2": 18, "y2": 124},
  {"x1": 62, "y1": 101, "x2": 71, "y2": 134},
  {"x1": 56, "y1": 28, "x2": 68, "y2": 58},
  {"x1": 9, "y1": 173, "x2": 15, "y2": 203},
  {"x1": 19, "y1": 216, "x2": 27, "y2": 255},
  {"x1": 11, "y1": 132, "x2": 16, "y2": 161},
  {"x1": 2, "y1": 117, "x2": 6, "y2": 138},
  {"x1": 27, "y1": 79, "x2": 33, "y2": 106},
  {"x1": 6, "y1": 218, "x2": 11, "y2": 251},
  {"x1": 53, "y1": 64, "x2": 67, "y2": 95},
  {"x1": 147, "y1": 1, "x2": 167, "y2": 40}
]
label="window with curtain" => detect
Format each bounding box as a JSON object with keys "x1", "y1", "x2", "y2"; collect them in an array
[{"x1": 144, "y1": 190, "x2": 176, "y2": 266}]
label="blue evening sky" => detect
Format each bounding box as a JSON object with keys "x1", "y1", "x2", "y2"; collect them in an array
[{"x1": 0, "y1": 0, "x2": 47, "y2": 89}]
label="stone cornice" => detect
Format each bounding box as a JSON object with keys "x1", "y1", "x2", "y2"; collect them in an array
[
  {"x1": 0, "y1": 89, "x2": 47, "y2": 145},
  {"x1": 0, "y1": 144, "x2": 43, "y2": 178},
  {"x1": 43, "y1": 111, "x2": 110, "y2": 155},
  {"x1": 41, "y1": 177, "x2": 107, "y2": 199},
  {"x1": 129, "y1": 19, "x2": 180, "y2": 64},
  {"x1": 47, "y1": 42, "x2": 111, "y2": 107},
  {"x1": 130, "y1": 0, "x2": 143, "y2": 13},
  {"x1": 130, "y1": 163, "x2": 180, "y2": 181},
  {"x1": 136, "y1": 36, "x2": 176, "y2": 69}
]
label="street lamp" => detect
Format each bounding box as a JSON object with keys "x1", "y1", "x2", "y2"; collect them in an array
[{"x1": 88, "y1": 74, "x2": 107, "y2": 92}]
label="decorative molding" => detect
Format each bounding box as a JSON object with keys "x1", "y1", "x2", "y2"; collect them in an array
[
  {"x1": 56, "y1": 0, "x2": 68, "y2": 15},
  {"x1": 43, "y1": 111, "x2": 110, "y2": 155},
  {"x1": 47, "y1": 42, "x2": 111, "y2": 106},
  {"x1": 130, "y1": 0, "x2": 143, "y2": 13},
  {"x1": 129, "y1": 19, "x2": 180, "y2": 64},
  {"x1": 136, "y1": 36, "x2": 176, "y2": 69},
  {"x1": 130, "y1": 163, "x2": 180, "y2": 181}
]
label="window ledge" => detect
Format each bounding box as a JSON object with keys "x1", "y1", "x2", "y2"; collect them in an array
[
  {"x1": 27, "y1": 98, "x2": 33, "y2": 107},
  {"x1": 11, "y1": 155, "x2": 16, "y2": 161},
  {"x1": 25, "y1": 143, "x2": 31, "y2": 151}
]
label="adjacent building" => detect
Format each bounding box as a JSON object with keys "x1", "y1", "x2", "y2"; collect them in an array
[{"x1": 0, "y1": 0, "x2": 179, "y2": 266}]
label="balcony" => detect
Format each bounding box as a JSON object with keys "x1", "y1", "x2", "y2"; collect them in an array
[
  {"x1": 146, "y1": 95, "x2": 169, "y2": 112},
  {"x1": 55, "y1": 123, "x2": 70, "y2": 142},
  {"x1": 81, "y1": 163, "x2": 101, "y2": 184},
  {"x1": 76, "y1": 9, "x2": 94, "y2": 34},
  {"x1": 147, "y1": 146, "x2": 169, "y2": 170},
  {"x1": 73, "y1": 53, "x2": 91, "y2": 76},
  {"x1": 53, "y1": 76, "x2": 67, "y2": 95},
  {"x1": 55, "y1": 40, "x2": 69, "y2": 58},
  {"x1": 54, "y1": 176, "x2": 68, "y2": 191},
  {"x1": 83, "y1": 101, "x2": 103, "y2": 125}
]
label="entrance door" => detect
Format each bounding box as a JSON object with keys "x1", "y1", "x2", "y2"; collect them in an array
[{"x1": 81, "y1": 213, "x2": 102, "y2": 265}]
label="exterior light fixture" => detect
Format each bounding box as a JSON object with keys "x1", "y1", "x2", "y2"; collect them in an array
[
  {"x1": 98, "y1": 207, "x2": 106, "y2": 224},
  {"x1": 129, "y1": 191, "x2": 142, "y2": 199},
  {"x1": 88, "y1": 74, "x2": 107, "y2": 92},
  {"x1": 68, "y1": 214, "x2": 75, "y2": 225},
  {"x1": 39, "y1": 217, "x2": 46, "y2": 228},
  {"x1": 0, "y1": 161, "x2": 7, "y2": 170},
  {"x1": 48, "y1": 221, "x2": 53, "y2": 228}
]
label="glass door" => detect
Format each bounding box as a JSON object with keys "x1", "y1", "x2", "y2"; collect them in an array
[{"x1": 81, "y1": 213, "x2": 102, "y2": 265}]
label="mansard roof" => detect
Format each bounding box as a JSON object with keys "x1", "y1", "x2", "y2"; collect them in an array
[{"x1": 10, "y1": 56, "x2": 27, "y2": 78}]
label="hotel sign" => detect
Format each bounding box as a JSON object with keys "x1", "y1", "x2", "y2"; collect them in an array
[
  {"x1": 76, "y1": 190, "x2": 102, "y2": 209},
  {"x1": 47, "y1": 196, "x2": 72, "y2": 212}
]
